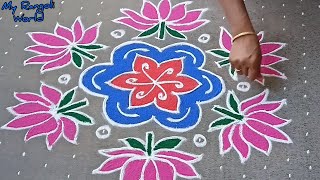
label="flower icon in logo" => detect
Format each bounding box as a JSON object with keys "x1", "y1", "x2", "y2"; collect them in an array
[
  {"x1": 207, "y1": 27, "x2": 287, "y2": 84},
  {"x1": 208, "y1": 90, "x2": 292, "y2": 163},
  {"x1": 25, "y1": 17, "x2": 107, "y2": 73},
  {"x1": 2, "y1": 83, "x2": 94, "y2": 150},
  {"x1": 113, "y1": 0, "x2": 208, "y2": 40},
  {"x1": 80, "y1": 41, "x2": 225, "y2": 132},
  {"x1": 93, "y1": 131, "x2": 202, "y2": 179}
]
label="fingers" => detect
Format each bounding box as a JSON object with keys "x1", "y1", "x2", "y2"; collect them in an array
[{"x1": 248, "y1": 68, "x2": 259, "y2": 81}]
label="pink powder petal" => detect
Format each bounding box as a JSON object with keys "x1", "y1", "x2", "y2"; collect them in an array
[
  {"x1": 156, "y1": 150, "x2": 198, "y2": 161},
  {"x1": 72, "y1": 17, "x2": 84, "y2": 42},
  {"x1": 25, "y1": 117, "x2": 58, "y2": 141},
  {"x1": 155, "y1": 160, "x2": 174, "y2": 180},
  {"x1": 245, "y1": 101, "x2": 284, "y2": 115},
  {"x1": 240, "y1": 90, "x2": 268, "y2": 112},
  {"x1": 159, "y1": 0, "x2": 171, "y2": 20},
  {"x1": 24, "y1": 50, "x2": 67, "y2": 65},
  {"x1": 61, "y1": 117, "x2": 78, "y2": 142},
  {"x1": 123, "y1": 159, "x2": 146, "y2": 180},
  {"x1": 25, "y1": 45, "x2": 66, "y2": 55},
  {"x1": 101, "y1": 149, "x2": 145, "y2": 156},
  {"x1": 261, "y1": 66, "x2": 286, "y2": 79},
  {"x1": 231, "y1": 125, "x2": 250, "y2": 163},
  {"x1": 28, "y1": 32, "x2": 69, "y2": 47},
  {"x1": 261, "y1": 54, "x2": 286, "y2": 66},
  {"x1": 174, "y1": 10, "x2": 203, "y2": 24},
  {"x1": 219, "y1": 27, "x2": 232, "y2": 51},
  {"x1": 159, "y1": 157, "x2": 198, "y2": 177},
  {"x1": 122, "y1": 9, "x2": 158, "y2": 24},
  {"x1": 54, "y1": 24, "x2": 74, "y2": 42},
  {"x1": 141, "y1": 1, "x2": 159, "y2": 20},
  {"x1": 46, "y1": 120, "x2": 63, "y2": 149},
  {"x1": 247, "y1": 120, "x2": 291, "y2": 143},
  {"x1": 167, "y1": 2, "x2": 188, "y2": 21},
  {"x1": 14, "y1": 92, "x2": 51, "y2": 106},
  {"x1": 242, "y1": 124, "x2": 270, "y2": 154},
  {"x1": 3, "y1": 113, "x2": 52, "y2": 129},
  {"x1": 144, "y1": 161, "x2": 157, "y2": 180},
  {"x1": 11, "y1": 102, "x2": 50, "y2": 114},
  {"x1": 220, "y1": 125, "x2": 233, "y2": 154},
  {"x1": 114, "y1": 17, "x2": 154, "y2": 31},
  {"x1": 168, "y1": 20, "x2": 208, "y2": 32},
  {"x1": 41, "y1": 52, "x2": 72, "y2": 73},
  {"x1": 247, "y1": 112, "x2": 289, "y2": 126},
  {"x1": 41, "y1": 83, "x2": 62, "y2": 105},
  {"x1": 260, "y1": 43, "x2": 285, "y2": 55},
  {"x1": 98, "y1": 157, "x2": 132, "y2": 173},
  {"x1": 79, "y1": 22, "x2": 101, "y2": 45}
]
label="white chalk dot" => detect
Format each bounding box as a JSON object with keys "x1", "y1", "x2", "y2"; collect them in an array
[
  {"x1": 22, "y1": 152, "x2": 26, "y2": 156},
  {"x1": 17, "y1": 171, "x2": 21, "y2": 175},
  {"x1": 67, "y1": 174, "x2": 70, "y2": 178},
  {"x1": 306, "y1": 112, "x2": 309, "y2": 116},
  {"x1": 20, "y1": 12, "x2": 23, "y2": 15},
  {"x1": 72, "y1": 154, "x2": 76, "y2": 159},
  {"x1": 97, "y1": 13, "x2": 101, "y2": 16},
  {"x1": 262, "y1": 6, "x2": 265, "y2": 8},
  {"x1": 1, "y1": 66, "x2": 3, "y2": 69},
  {"x1": 307, "y1": 150, "x2": 310, "y2": 154},
  {"x1": 61, "y1": 1, "x2": 64, "y2": 4},
  {"x1": 15, "y1": 24, "x2": 18, "y2": 27},
  {"x1": 303, "y1": 37, "x2": 306, "y2": 40},
  {"x1": 302, "y1": 12, "x2": 304, "y2": 15},
  {"x1": 283, "y1": 87, "x2": 286, "y2": 91},
  {"x1": 243, "y1": 174, "x2": 246, "y2": 178},
  {"x1": 101, "y1": 1, "x2": 104, "y2": 4},
  {"x1": 302, "y1": 53, "x2": 306, "y2": 56},
  {"x1": 303, "y1": 67, "x2": 306, "y2": 70},
  {"x1": 220, "y1": 166, "x2": 223, "y2": 170},
  {"x1": 309, "y1": 166, "x2": 312, "y2": 170},
  {"x1": 9, "y1": 38, "x2": 13, "y2": 41},
  {"x1": 18, "y1": 76, "x2": 21, "y2": 79},
  {"x1": 306, "y1": 132, "x2": 309, "y2": 136},
  {"x1": 4, "y1": 52, "x2": 8, "y2": 55},
  {"x1": 287, "y1": 158, "x2": 290, "y2": 162},
  {"x1": 283, "y1": 28, "x2": 286, "y2": 31},
  {"x1": 80, "y1": 7, "x2": 83, "y2": 10},
  {"x1": 302, "y1": 24, "x2": 305, "y2": 27},
  {"x1": 264, "y1": 165, "x2": 267, "y2": 169},
  {"x1": 44, "y1": 163, "x2": 47, "y2": 168},
  {"x1": 304, "y1": 94, "x2": 307, "y2": 98},
  {"x1": 261, "y1": 18, "x2": 264, "y2": 21},
  {"x1": 222, "y1": 16, "x2": 225, "y2": 20},
  {"x1": 318, "y1": 5, "x2": 320, "y2": 8},
  {"x1": 289, "y1": 174, "x2": 292, "y2": 178},
  {"x1": 0, "y1": 17, "x2": 2, "y2": 20},
  {"x1": 283, "y1": 15, "x2": 286, "y2": 18},
  {"x1": 304, "y1": 80, "x2": 307, "y2": 83},
  {"x1": 0, "y1": 141, "x2": 2, "y2": 144},
  {"x1": 59, "y1": 12, "x2": 61, "y2": 15},
  {"x1": 282, "y1": 3, "x2": 285, "y2": 7}
]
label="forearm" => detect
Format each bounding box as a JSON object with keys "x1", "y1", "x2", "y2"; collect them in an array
[{"x1": 218, "y1": 0, "x2": 255, "y2": 36}]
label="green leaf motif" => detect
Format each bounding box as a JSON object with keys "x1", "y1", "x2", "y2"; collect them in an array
[
  {"x1": 229, "y1": 66, "x2": 238, "y2": 81},
  {"x1": 166, "y1": 26, "x2": 186, "y2": 39},
  {"x1": 58, "y1": 89, "x2": 76, "y2": 108},
  {"x1": 62, "y1": 111, "x2": 93, "y2": 124},
  {"x1": 210, "y1": 118, "x2": 235, "y2": 129},
  {"x1": 213, "y1": 106, "x2": 243, "y2": 120},
  {"x1": 210, "y1": 49, "x2": 230, "y2": 58},
  {"x1": 229, "y1": 93, "x2": 239, "y2": 113},
  {"x1": 72, "y1": 52, "x2": 83, "y2": 68},
  {"x1": 124, "y1": 138, "x2": 146, "y2": 152},
  {"x1": 138, "y1": 24, "x2": 159, "y2": 38},
  {"x1": 217, "y1": 59, "x2": 230, "y2": 67},
  {"x1": 78, "y1": 44, "x2": 106, "y2": 51},
  {"x1": 58, "y1": 100, "x2": 88, "y2": 113},
  {"x1": 153, "y1": 138, "x2": 182, "y2": 151}
]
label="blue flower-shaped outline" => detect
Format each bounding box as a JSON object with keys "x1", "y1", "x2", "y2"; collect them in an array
[{"x1": 79, "y1": 41, "x2": 225, "y2": 132}]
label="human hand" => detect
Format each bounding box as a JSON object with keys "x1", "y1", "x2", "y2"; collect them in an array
[{"x1": 229, "y1": 34, "x2": 262, "y2": 81}]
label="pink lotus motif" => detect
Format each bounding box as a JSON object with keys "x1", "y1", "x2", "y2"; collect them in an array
[
  {"x1": 207, "y1": 27, "x2": 288, "y2": 84},
  {"x1": 2, "y1": 83, "x2": 94, "y2": 150},
  {"x1": 25, "y1": 17, "x2": 107, "y2": 73},
  {"x1": 208, "y1": 90, "x2": 292, "y2": 163},
  {"x1": 93, "y1": 132, "x2": 202, "y2": 179},
  {"x1": 113, "y1": 0, "x2": 209, "y2": 40}
]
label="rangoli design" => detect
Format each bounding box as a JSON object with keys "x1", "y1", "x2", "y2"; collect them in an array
[
  {"x1": 93, "y1": 131, "x2": 202, "y2": 179},
  {"x1": 80, "y1": 41, "x2": 225, "y2": 132},
  {"x1": 207, "y1": 27, "x2": 288, "y2": 84},
  {"x1": 2, "y1": 83, "x2": 94, "y2": 150},
  {"x1": 113, "y1": 0, "x2": 208, "y2": 40},
  {"x1": 24, "y1": 17, "x2": 107, "y2": 73},
  {"x1": 208, "y1": 90, "x2": 292, "y2": 163}
]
